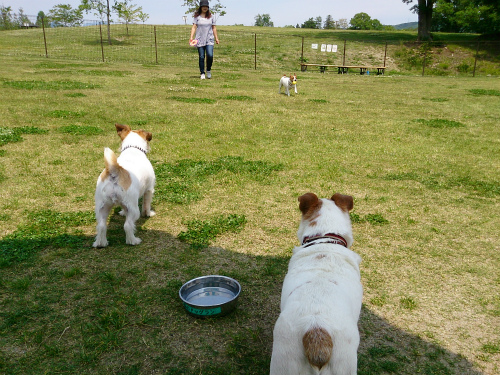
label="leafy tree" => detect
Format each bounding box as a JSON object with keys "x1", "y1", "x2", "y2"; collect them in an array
[
  {"x1": 301, "y1": 17, "x2": 318, "y2": 28},
  {"x1": 48, "y1": 4, "x2": 83, "y2": 27},
  {"x1": 80, "y1": 0, "x2": 115, "y2": 44},
  {"x1": 254, "y1": 13, "x2": 273, "y2": 27},
  {"x1": 137, "y1": 10, "x2": 149, "y2": 24},
  {"x1": 432, "y1": 0, "x2": 500, "y2": 34},
  {"x1": 402, "y1": 0, "x2": 435, "y2": 41},
  {"x1": 314, "y1": 16, "x2": 322, "y2": 29},
  {"x1": 472, "y1": 0, "x2": 500, "y2": 34},
  {"x1": 15, "y1": 8, "x2": 30, "y2": 27},
  {"x1": 337, "y1": 18, "x2": 348, "y2": 29},
  {"x1": 36, "y1": 11, "x2": 49, "y2": 27},
  {"x1": 0, "y1": 5, "x2": 14, "y2": 30},
  {"x1": 113, "y1": 0, "x2": 147, "y2": 34},
  {"x1": 349, "y1": 12, "x2": 383, "y2": 30},
  {"x1": 324, "y1": 15, "x2": 336, "y2": 29},
  {"x1": 181, "y1": 0, "x2": 226, "y2": 19}
]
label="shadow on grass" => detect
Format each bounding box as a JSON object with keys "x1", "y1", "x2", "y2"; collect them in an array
[{"x1": 0, "y1": 218, "x2": 485, "y2": 375}]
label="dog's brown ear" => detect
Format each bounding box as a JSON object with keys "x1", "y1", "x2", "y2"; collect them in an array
[
  {"x1": 145, "y1": 132, "x2": 152, "y2": 142},
  {"x1": 331, "y1": 193, "x2": 353, "y2": 212},
  {"x1": 298, "y1": 193, "x2": 319, "y2": 215},
  {"x1": 115, "y1": 123, "x2": 131, "y2": 140}
]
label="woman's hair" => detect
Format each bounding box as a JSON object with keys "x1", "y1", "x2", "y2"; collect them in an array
[{"x1": 194, "y1": 7, "x2": 212, "y2": 18}]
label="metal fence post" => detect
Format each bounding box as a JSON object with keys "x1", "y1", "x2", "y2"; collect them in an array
[
  {"x1": 342, "y1": 40, "x2": 346, "y2": 65},
  {"x1": 41, "y1": 16, "x2": 48, "y2": 58},
  {"x1": 99, "y1": 24, "x2": 105, "y2": 62},
  {"x1": 473, "y1": 40, "x2": 480, "y2": 77},
  {"x1": 383, "y1": 41, "x2": 387, "y2": 68},
  {"x1": 254, "y1": 33, "x2": 257, "y2": 70},
  {"x1": 154, "y1": 26, "x2": 158, "y2": 64},
  {"x1": 301, "y1": 36, "x2": 304, "y2": 63},
  {"x1": 422, "y1": 43, "x2": 427, "y2": 76}
]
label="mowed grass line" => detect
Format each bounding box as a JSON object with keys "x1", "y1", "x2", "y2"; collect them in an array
[{"x1": 0, "y1": 55, "x2": 499, "y2": 375}]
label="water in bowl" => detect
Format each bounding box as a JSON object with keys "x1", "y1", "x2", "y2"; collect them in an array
[{"x1": 185, "y1": 286, "x2": 234, "y2": 306}]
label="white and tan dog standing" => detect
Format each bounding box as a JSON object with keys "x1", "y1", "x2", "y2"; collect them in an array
[
  {"x1": 93, "y1": 123, "x2": 155, "y2": 248},
  {"x1": 270, "y1": 192, "x2": 362, "y2": 375},
  {"x1": 278, "y1": 73, "x2": 298, "y2": 96}
]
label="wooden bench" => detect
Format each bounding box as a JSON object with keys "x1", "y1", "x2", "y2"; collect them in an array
[
  {"x1": 300, "y1": 63, "x2": 337, "y2": 73},
  {"x1": 337, "y1": 66, "x2": 386, "y2": 75},
  {"x1": 300, "y1": 63, "x2": 386, "y2": 75}
]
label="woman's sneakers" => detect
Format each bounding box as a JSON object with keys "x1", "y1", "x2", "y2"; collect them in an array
[
  {"x1": 200, "y1": 72, "x2": 211, "y2": 80},
  {"x1": 200, "y1": 73, "x2": 205, "y2": 80}
]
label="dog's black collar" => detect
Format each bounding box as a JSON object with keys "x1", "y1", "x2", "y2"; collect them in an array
[
  {"x1": 121, "y1": 145, "x2": 147, "y2": 154},
  {"x1": 302, "y1": 233, "x2": 348, "y2": 248}
]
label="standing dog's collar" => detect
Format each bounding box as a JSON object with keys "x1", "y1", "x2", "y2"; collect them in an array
[
  {"x1": 121, "y1": 145, "x2": 147, "y2": 154},
  {"x1": 302, "y1": 233, "x2": 348, "y2": 248}
]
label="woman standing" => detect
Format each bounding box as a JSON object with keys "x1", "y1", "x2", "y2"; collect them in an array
[{"x1": 189, "y1": 0, "x2": 220, "y2": 79}]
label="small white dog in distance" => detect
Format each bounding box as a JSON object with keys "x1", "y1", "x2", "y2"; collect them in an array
[
  {"x1": 270, "y1": 192, "x2": 363, "y2": 375},
  {"x1": 93, "y1": 123, "x2": 155, "y2": 248},
  {"x1": 279, "y1": 73, "x2": 298, "y2": 96}
]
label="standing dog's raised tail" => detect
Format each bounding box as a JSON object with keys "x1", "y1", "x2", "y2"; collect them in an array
[
  {"x1": 103, "y1": 147, "x2": 118, "y2": 174},
  {"x1": 101, "y1": 147, "x2": 131, "y2": 189},
  {"x1": 303, "y1": 326, "x2": 333, "y2": 371}
]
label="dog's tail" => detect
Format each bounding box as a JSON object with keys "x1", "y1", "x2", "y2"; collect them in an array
[
  {"x1": 102, "y1": 148, "x2": 131, "y2": 189},
  {"x1": 103, "y1": 147, "x2": 119, "y2": 174},
  {"x1": 303, "y1": 326, "x2": 333, "y2": 372}
]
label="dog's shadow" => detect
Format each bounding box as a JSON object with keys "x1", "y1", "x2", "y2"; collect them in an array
[
  {"x1": 103, "y1": 226, "x2": 485, "y2": 375},
  {"x1": 123, "y1": 229, "x2": 485, "y2": 375},
  {"x1": 103, "y1": 205, "x2": 154, "y2": 244},
  {"x1": 356, "y1": 305, "x2": 482, "y2": 374}
]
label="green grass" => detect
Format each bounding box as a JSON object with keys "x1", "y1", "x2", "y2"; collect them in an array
[
  {"x1": 58, "y1": 125, "x2": 104, "y2": 135},
  {"x1": 178, "y1": 214, "x2": 247, "y2": 249},
  {"x1": 2, "y1": 79, "x2": 100, "y2": 90},
  {"x1": 0, "y1": 28, "x2": 499, "y2": 375}
]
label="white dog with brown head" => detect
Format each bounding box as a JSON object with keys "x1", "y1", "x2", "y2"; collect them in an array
[
  {"x1": 93, "y1": 123, "x2": 155, "y2": 248},
  {"x1": 270, "y1": 192, "x2": 362, "y2": 375},
  {"x1": 279, "y1": 73, "x2": 298, "y2": 96}
]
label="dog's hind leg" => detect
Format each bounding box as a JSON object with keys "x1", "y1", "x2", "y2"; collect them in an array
[
  {"x1": 141, "y1": 189, "x2": 156, "y2": 217},
  {"x1": 93, "y1": 203, "x2": 113, "y2": 248},
  {"x1": 124, "y1": 205, "x2": 142, "y2": 245},
  {"x1": 270, "y1": 318, "x2": 303, "y2": 374}
]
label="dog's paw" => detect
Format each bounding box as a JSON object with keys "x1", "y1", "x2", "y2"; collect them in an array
[
  {"x1": 144, "y1": 210, "x2": 156, "y2": 217},
  {"x1": 126, "y1": 237, "x2": 142, "y2": 246},
  {"x1": 118, "y1": 210, "x2": 126, "y2": 216},
  {"x1": 93, "y1": 239, "x2": 109, "y2": 248}
]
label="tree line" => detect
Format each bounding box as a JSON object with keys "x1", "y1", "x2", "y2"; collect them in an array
[
  {"x1": 255, "y1": 0, "x2": 499, "y2": 39},
  {"x1": 403, "y1": 0, "x2": 499, "y2": 40},
  {"x1": 255, "y1": 13, "x2": 400, "y2": 31},
  {"x1": 0, "y1": 1, "x2": 149, "y2": 30}
]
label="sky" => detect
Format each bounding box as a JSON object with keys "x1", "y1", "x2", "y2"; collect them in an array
[{"x1": 9, "y1": 0, "x2": 417, "y2": 27}]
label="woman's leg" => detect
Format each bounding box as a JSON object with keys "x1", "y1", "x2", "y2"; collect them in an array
[
  {"x1": 197, "y1": 46, "x2": 206, "y2": 74},
  {"x1": 205, "y1": 45, "x2": 214, "y2": 72}
]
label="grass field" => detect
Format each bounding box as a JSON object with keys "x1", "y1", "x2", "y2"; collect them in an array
[
  {"x1": 1, "y1": 24, "x2": 499, "y2": 76},
  {"x1": 0, "y1": 26, "x2": 499, "y2": 375}
]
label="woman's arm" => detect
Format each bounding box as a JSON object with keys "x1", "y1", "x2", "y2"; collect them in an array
[
  {"x1": 190, "y1": 23, "x2": 197, "y2": 42},
  {"x1": 212, "y1": 25, "x2": 219, "y2": 44}
]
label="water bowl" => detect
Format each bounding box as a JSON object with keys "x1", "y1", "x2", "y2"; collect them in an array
[{"x1": 179, "y1": 275, "x2": 241, "y2": 318}]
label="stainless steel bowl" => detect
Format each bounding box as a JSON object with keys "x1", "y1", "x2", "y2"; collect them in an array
[{"x1": 179, "y1": 275, "x2": 241, "y2": 318}]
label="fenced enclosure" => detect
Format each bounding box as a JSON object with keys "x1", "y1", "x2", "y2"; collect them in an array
[{"x1": 1, "y1": 23, "x2": 499, "y2": 76}]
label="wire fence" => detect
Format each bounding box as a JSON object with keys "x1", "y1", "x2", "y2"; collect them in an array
[{"x1": 1, "y1": 19, "x2": 500, "y2": 77}]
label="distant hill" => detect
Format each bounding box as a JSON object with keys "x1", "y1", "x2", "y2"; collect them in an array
[{"x1": 394, "y1": 22, "x2": 418, "y2": 30}]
